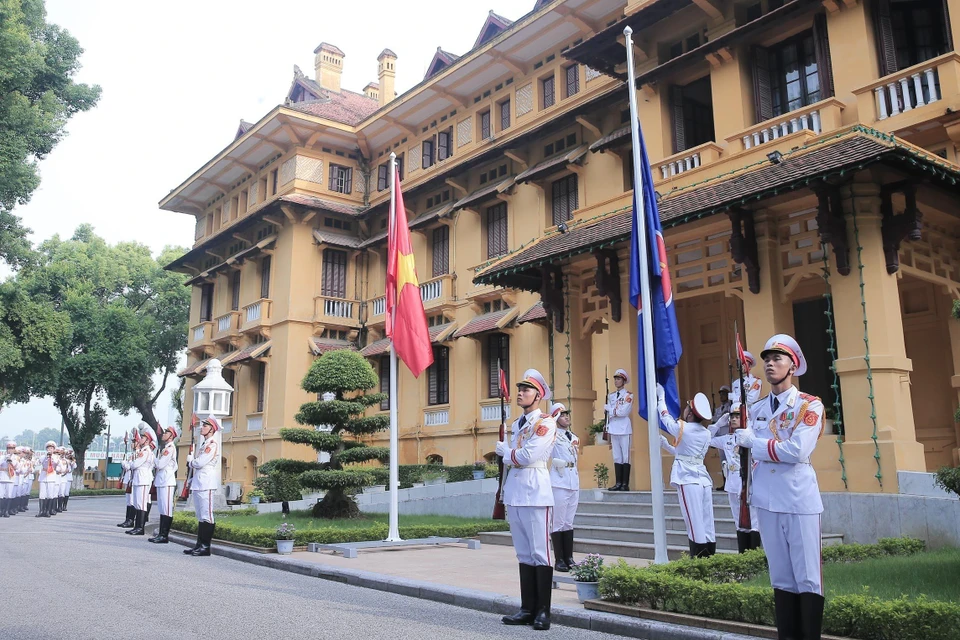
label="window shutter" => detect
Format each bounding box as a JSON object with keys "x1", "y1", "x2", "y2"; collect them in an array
[
  {"x1": 872, "y1": 0, "x2": 899, "y2": 76},
  {"x1": 432, "y1": 226, "x2": 449, "y2": 277},
  {"x1": 438, "y1": 347, "x2": 449, "y2": 404},
  {"x1": 378, "y1": 165, "x2": 388, "y2": 191},
  {"x1": 200, "y1": 283, "x2": 213, "y2": 321},
  {"x1": 943, "y1": 0, "x2": 955, "y2": 51},
  {"x1": 322, "y1": 250, "x2": 347, "y2": 297},
  {"x1": 812, "y1": 14, "x2": 835, "y2": 99},
  {"x1": 256, "y1": 362, "x2": 266, "y2": 412},
  {"x1": 231, "y1": 271, "x2": 241, "y2": 311},
  {"x1": 751, "y1": 46, "x2": 774, "y2": 123},
  {"x1": 486, "y1": 203, "x2": 507, "y2": 258},
  {"x1": 501, "y1": 100, "x2": 511, "y2": 130},
  {"x1": 670, "y1": 85, "x2": 687, "y2": 153},
  {"x1": 260, "y1": 256, "x2": 271, "y2": 299},
  {"x1": 488, "y1": 335, "x2": 499, "y2": 398},
  {"x1": 481, "y1": 111, "x2": 491, "y2": 139},
  {"x1": 328, "y1": 167, "x2": 336, "y2": 191},
  {"x1": 380, "y1": 357, "x2": 390, "y2": 410},
  {"x1": 428, "y1": 348, "x2": 439, "y2": 404},
  {"x1": 344, "y1": 168, "x2": 353, "y2": 194}
]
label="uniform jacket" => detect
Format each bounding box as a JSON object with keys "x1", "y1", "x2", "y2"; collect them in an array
[
  {"x1": 189, "y1": 434, "x2": 220, "y2": 491},
  {"x1": 550, "y1": 428, "x2": 579, "y2": 491},
  {"x1": 504, "y1": 408, "x2": 557, "y2": 507},
  {"x1": 129, "y1": 447, "x2": 155, "y2": 486},
  {"x1": 38, "y1": 454, "x2": 60, "y2": 483},
  {"x1": 604, "y1": 389, "x2": 634, "y2": 435},
  {"x1": 709, "y1": 431, "x2": 743, "y2": 494},
  {"x1": 657, "y1": 395, "x2": 712, "y2": 488},
  {"x1": 1, "y1": 453, "x2": 17, "y2": 484},
  {"x1": 154, "y1": 442, "x2": 179, "y2": 487},
  {"x1": 731, "y1": 374, "x2": 762, "y2": 406},
  {"x1": 748, "y1": 386, "x2": 824, "y2": 515}
]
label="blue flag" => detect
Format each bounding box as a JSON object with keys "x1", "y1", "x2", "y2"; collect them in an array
[{"x1": 628, "y1": 125, "x2": 683, "y2": 425}]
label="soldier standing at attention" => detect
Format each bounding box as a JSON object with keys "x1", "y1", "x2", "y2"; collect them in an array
[
  {"x1": 185, "y1": 417, "x2": 221, "y2": 557},
  {"x1": 735, "y1": 334, "x2": 825, "y2": 640},
  {"x1": 127, "y1": 426, "x2": 156, "y2": 536},
  {"x1": 150, "y1": 425, "x2": 180, "y2": 544},
  {"x1": 604, "y1": 368, "x2": 633, "y2": 491},
  {"x1": 118, "y1": 428, "x2": 138, "y2": 528},
  {"x1": 36, "y1": 441, "x2": 60, "y2": 518},
  {"x1": 497, "y1": 369, "x2": 557, "y2": 631},
  {"x1": 1, "y1": 441, "x2": 18, "y2": 517},
  {"x1": 548, "y1": 402, "x2": 579, "y2": 573}
]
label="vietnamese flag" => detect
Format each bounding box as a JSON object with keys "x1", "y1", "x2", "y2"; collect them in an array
[{"x1": 386, "y1": 167, "x2": 434, "y2": 377}]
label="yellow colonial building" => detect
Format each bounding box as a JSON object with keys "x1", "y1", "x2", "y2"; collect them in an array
[{"x1": 163, "y1": 0, "x2": 960, "y2": 496}]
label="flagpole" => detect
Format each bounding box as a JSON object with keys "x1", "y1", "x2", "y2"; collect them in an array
[
  {"x1": 624, "y1": 25, "x2": 668, "y2": 565},
  {"x1": 386, "y1": 152, "x2": 402, "y2": 542}
]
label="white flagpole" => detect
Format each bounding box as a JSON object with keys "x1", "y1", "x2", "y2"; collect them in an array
[
  {"x1": 386, "y1": 152, "x2": 402, "y2": 542},
  {"x1": 624, "y1": 26, "x2": 668, "y2": 564}
]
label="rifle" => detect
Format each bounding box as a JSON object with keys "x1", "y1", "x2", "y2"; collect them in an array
[
  {"x1": 493, "y1": 360, "x2": 509, "y2": 520},
  {"x1": 179, "y1": 414, "x2": 198, "y2": 500},
  {"x1": 734, "y1": 323, "x2": 752, "y2": 531},
  {"x1": 116, "y1": 434, "x2": 128, "y2": 490},
  {"x1": 603, "y1": 366, "x2": 610, "y2": 442}
]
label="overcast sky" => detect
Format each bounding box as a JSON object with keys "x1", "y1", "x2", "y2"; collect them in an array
[{"x1": 0, "y1": 0, "x2": 533, "y2": 441}]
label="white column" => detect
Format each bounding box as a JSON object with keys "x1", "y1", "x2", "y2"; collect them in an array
[
  {"x1": 899, "y1": 77, "x2": 913, "y2": 111},
  {"x1": 811, "y1": 110, "x2": 822, "y2": 133},
  {"x1": 924, "y1": 68, "x2": 939, "y2": 102},
  {"x1": 888, "y1": 83, "x2": 901, "y2": 115},
  {"x1": 911, "y1": 73, "x2": 925, "y2": 107},
  {"x1": 875, "y1": 87, "x2": 888, "y2": 119}
]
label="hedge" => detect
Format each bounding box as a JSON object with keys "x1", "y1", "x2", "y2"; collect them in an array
[
  {"x1": 599, "y1": 538, "x2": 950, "y2": 640},
  {"x1": 171, "y1": 512, "x2": 509, "y2": 547},
  {"x1": 31, "y1": 488, "x2": 126, "y2": 498}
]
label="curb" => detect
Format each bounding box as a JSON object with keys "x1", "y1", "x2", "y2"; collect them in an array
[{"x1": 167, "y1": 532, "x2": 753, "y2": 640}]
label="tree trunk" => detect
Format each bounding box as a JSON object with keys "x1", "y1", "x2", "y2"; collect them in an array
[
  {"x1": 134, "y1": 395, "x2": 161, "y2": 433},
  {"x1": 312, "y1": 489, "x2": 360, "y2": 519}
]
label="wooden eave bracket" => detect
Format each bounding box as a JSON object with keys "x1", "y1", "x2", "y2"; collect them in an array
[
  {"x1": 814, "y1": 185, "x2": 851, "y2": 276},
  {"x1": 881, "y1": 182, "x2": 922, "y2": 274},
  {"x1": 592, "y1": 248, "x2": 622, "y2": 323},
  {"x1": 692, "y1": 0, "x2": 723, "y2": 21},
  {"x1": 504, "y1": 149, "x2": 529, "y2": 170},
  {"x1": 445, "y1": 177, "x2": 468, "y2": 196},
  {"x1": 539, "y1": 264, "x2": 566, "y2": 333},
  {"x1": 728, "y1": 207, "x2": 760, "y2": 294},
  {"x1": 262, "y1": 215, "x2": 285, "y2": 226},
  {"x1": 576, "y1": 116, "x2": 602, "y2": 138}
]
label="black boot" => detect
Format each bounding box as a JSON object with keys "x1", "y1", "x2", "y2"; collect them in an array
[
  {"x1": 621, "y1": 463, "x2": 631, "y2": 491},
  {"x1": 532, "y1": 565, "x2": 553, "y2": 630},
  {"x1": 749, "y1": 530, "x2": 762, "y2": 550},
  {"x1": 688, "y1": 538, "x2": 696, "y2": 558},
  {"x1": 799, "y1": 593, "x2": 825, "y2": 640},
  {"x1": 609, "y1": 463, "x2": 622, "y2": 491},
  {"x1": 21, "y1": 495, "x2": 28, "y2": 511},
  {"x1": 48, "y1": 497, "x2": 57, "y2": 515},
  {"x1": 148, "y1": 514, "x2": 164, "y2": 543},
  {"x1": 706, "y1": 541, "x2": 717, "y2": 557},
  {"x1": 35, "y1": 499, "x2": 45, "y2": 518},
  {"x1": 736, "y1": 531, "x2": 749, "y2": 554},
  {"x1": 774, "y1": 589, "x2": 802, "y2": 640},
  {"x1": 62, "y1": 496, "x2": 68, "y2": 511},
  {"x1": 154, "y1": 515, "x2": 171, "y2": 544},
  {"x1": 551, "y1": 532, "x2": 569, "y2": 572},
  {"x1": 183, "y1": 523, "x2": 203, "y2": 554},
  {"x1": 564, "y1": 529, "x2": 576, "y2": 568},
  {"x1": 692, "y1": 542, "x2": 710, "y2": 558},
  {"x1": 502, "y1": 564, "x2": 537, "y2": 625},
  {"x1": 0, "y1": 497, "x2": 9, "y2": 517},
  {"x1": 191, "y1": 521, "x2": 213, "y2": 556},
  {"x1": 127, "y1": 510, "x2": 146, "y2": 535},
  {"x1": 145, "y1": 502, "x2": 152, "y2": 527},
  {"x1": 117, "y1": 505, "x2": 135, "y2": 527}
]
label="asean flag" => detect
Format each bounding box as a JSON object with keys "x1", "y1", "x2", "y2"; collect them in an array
[{"x1": 386, "y1": 168, "x2": 434, "y2": 377}]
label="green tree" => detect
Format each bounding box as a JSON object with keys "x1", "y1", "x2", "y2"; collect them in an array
[
  {"x1": 0, "y1": 0, "x2": 101, "y2": 265},
  {"x1": 280, "y1": 350, "x2": 389, "y2": 518}
]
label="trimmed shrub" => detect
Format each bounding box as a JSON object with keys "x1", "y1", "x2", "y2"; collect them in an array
[
  {"x1": 935, "y1": 465, "x2": 960, "y2": 499},
  {"x1": 825, "y1": 594, "x2": 960, "y2": 640}
]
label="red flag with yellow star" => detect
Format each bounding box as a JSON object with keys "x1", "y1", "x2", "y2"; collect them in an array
[{"x1": 386, "y1": 167, "x2": 434, "y2": 377}]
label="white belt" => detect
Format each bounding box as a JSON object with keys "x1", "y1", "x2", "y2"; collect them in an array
[
  {"x1": 508, "y1": 461, "x2": 548, "y2": 469},
  {"x1": 676, "y1": 455, "x2": 705, "y2": 466}
]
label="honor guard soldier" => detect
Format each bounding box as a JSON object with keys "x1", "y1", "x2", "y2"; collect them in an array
[
  {"x1": 185, "y1": 417, "x2": 221, "y2": 557},
  {"x1": 118, "y1": 428, "x2": 138, "y2": 528},
  {"x1": 1, "y1": 441, "x2": 18, "y2": 517},
  {"x1": 150, "y1": 425, "x2": 180, "y2": 544},
  {"x1": 548, "y1": 402, "x2": 579, "y2": 573},
  {"x1": 709, "y1": 402, "x2": 760, "y2": 553},
  {"x1": 604, "y1": 368, "x2": 633, "y2": 491},
  {"x1": 36, "y1": 441, "x2": 60, "y2": 518},
  {"x1": 713, "y1": 386, "x2": 732, "y2": 422},
  {"x1": 731, "y1": 351, "x2": 762, "y2": 406},
  {"x1": 60, "y1": 448, "x2": 76, "y2": 512},
  {"x1": 127, "y1": 425, "x2": 156, "y2": 536},
  {"x1": 657, "y1": 387, "x2": 717, "y2": 557},
  {"x1": 14, "y1": 446, "x2": 30, "y2": 514},
  {"x1": 734, "y1": 334, "x2": 825, "y2": 640},
  {"x1": 497, "y1": 369, "x2": 557, "y2": 630}
]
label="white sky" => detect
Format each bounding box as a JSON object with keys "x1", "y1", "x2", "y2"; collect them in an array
[{"x1": 0, "y1": 0, "x2": 533, "y2": 440}]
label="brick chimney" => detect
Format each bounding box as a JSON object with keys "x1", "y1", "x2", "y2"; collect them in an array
[
  {"x1": 314, "y1": 42, "x2": 345, "y2": 92},
  {"x1": 363, "y1": 82, "x2": 379, "y2": 102},
  {"x1": 377, "y1": 49, "x2": 397, "y2": 107}
]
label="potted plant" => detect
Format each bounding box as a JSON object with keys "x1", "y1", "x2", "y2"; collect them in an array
[
  {"x1": 588, "y1": 420, "x2": 606, "y2": 446},
  {"x1": 571, "y1": 553, "x2": 604, "y2": 603},
  {"x1": 593, "y1": 463, "x2": 609, "y2": 496},
  {"x1": 472, "y1": 461, "x2": 487, "y2": 480},
  {"x1": 422, "y1": 470, "x2": 447, "y2": 486},
  {"x1": 248, "y1": 489, "x2": 265, "y2": 505},
  {"x1": 275, "y1": 520, "x2": 296, "y2": 555}
]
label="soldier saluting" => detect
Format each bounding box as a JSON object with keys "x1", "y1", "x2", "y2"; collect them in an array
[{"x1": 734, "y1": 334, "x2": 825, "y2": 640}]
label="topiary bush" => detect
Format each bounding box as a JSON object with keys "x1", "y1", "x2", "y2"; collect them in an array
[
  {"x1": 935, "y1": 465, "x2": 960, "y2": 499},
  {"x1": 254, "y1": 458, "x2": 312, "y2": 503}
]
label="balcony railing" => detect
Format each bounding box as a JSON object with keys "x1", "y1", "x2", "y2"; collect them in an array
[
  {"x1": 371, "y1": 296, "x2": 386, "y2": 317},
  {"x1": 189, "y1": 321, "x2": 213, "y2": 348},
  {"x1": 480, "y1": 402, "x2": 511, "y2": 422},
  {"x1": 313, "y1": 296, "x2": 359, "y2": 326},
  {"x1": 241, "y1": 299, "x2": 272, "y2": 331},
  {"x1": 214, "y1": 311, "x2": 241, "y2": 340},
  {"x1": 656, "y1": 142, "x2": 722, "y2": 182},
  {"x1": 247, "y1": 414, "x2": 263, "y2": 431},
  {"x1": 853, "y1": 53, "x2": 959, "y2": 125},
  {"x1": 193, "y1": 325, "x2": 206, "y2": 342},
  {"x1": 424, "y1": 409, "x2": 449, "y2": 426},
  {"x1": 727, "y1": 98, "x2": 844, "y2": 153},
  {"x1": 420, "y1": 274, "x2": 452, "y2": 307}
]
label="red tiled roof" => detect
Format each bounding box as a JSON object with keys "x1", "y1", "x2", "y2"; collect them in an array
[
  {"x1": 453, "y1": 310, "x2": 513, "y2": 338},
  {"x1": 429, "y1": 322, "x2": 455, "y2": 342},
  {"x1": 590, "y1": 124, "x2": 631, "y2": 153},
  {"x1": 309, "y1": 338, "x2": 356, "y2": 356},
  {"x1": 515, "y1": 145, "x2": 588, "y2": 184},
  {"x1": 313, "y1": 229, "x2": 361, "y2": 248},
  {"x1": 177, "y1": 358, "x2": 210, "y2": 378},
  {"x1": 518, "y1": 302, "x2": 547, "y2": 324},
  {"x1": 286, "y1": 86, "x2": 379, "y2": 126},
  {"x1": 360, "y1": 337, "x2": 391, "y2": 358},
  {"x1": 280, "y1": 194, "x2": 365, "y2": 217},
  {"x1": 229, "y1": 341, "x2": 272, "y2": 366}
]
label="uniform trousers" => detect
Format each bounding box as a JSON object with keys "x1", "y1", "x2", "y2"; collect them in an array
[
  {"x1": 131, "y1": 484, "x2": 150, "y2": 511},
  {"x1": 156, "y1": 485, "x2": 175, "y2": 517},
  {"x1": 676, "y1": 484, "x2": 716, "y2": 544},
  {"x1": 0, "y1": 483, "x2": 11, "y2": 499},
  {"x1": 551, "y1": 487, "x2": 579, "y2": 532},
  {"x1": 64, "y1": 479, "x2": 72, "y2": 496},
  {"x1": 757, "y1": 509, "x2": 822, "y2": 594},
  {"x1": 507, "y1": 505, "x2": 552, "y2": 566},
  {"x1": 39, "y1": 482, "x2": 57, "y2": 500},
  {"x1": 125, "y1": 485, "x2": 133, "y2": 507},
  {"x1": 610, "y1": 434, "x2": 631, "y2": 464},
  {"x1": 727, "y1": 492, "x2": 759, "y2": 533},
  {"x1": 58, "y1": 481, "x2": 66, "y2": 498},
  {"x1": 193, "y1": 489, "x2": 216, "y2": 524}
]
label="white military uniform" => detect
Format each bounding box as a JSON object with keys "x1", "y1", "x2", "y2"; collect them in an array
[
  {"x1": 190, "y1": 431, "x2": 221, "y2": 524},
  {"x1": 129, "y1": 442, "x2": 155, "y2": 511},
  {"x1": 550, "y1": 425, "x2": 579, "y2": 533},
  {"x1": 657, "y1": 412, "x2": 716, "y2": 547},
  {"x1": 605, "y1": 387, "x2": 633, "y2": 464},
  {"x1": 747, "y1": 385, "x2": 824, "y2": 594},
  {"x1": 154, "y1": 440, "x2": 179, "y2": 518},
  {"x1": 731, "y1": 374, "x2": 762, "y2": 406},
  {"x1": 38, "y1": 449, "x2": 61, "y2": 507},
  {"x1": 710, "y1": 428, "x2": 758, "y2": 533},
  {"x1": 503, "y1": 407, "x2": 557, "y2": 566},
  {"x1": 0, "y1": 447, "x2": 17, "y2": 516}
]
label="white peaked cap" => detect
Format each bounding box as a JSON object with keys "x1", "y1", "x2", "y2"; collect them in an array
[
  {"x1": 761, "y1": 334, "x2": 807, "y2": 377},
  {"x1": 45, "y1": 440, "x2": 57, "y2": 448},
  {"x1": 548, "y1": 402, "x2": 567, "y2": 417},
  {"x1": 517, "y1": 368, "x2": 551, "y2": 401},
  {"x1": 691, "y1": 393, "x2": 712, "y2": 421}
]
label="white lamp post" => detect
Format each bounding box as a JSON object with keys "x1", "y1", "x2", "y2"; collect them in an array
[{"x1": 191, "y1": 359, "x2": 234, "y2": 506}]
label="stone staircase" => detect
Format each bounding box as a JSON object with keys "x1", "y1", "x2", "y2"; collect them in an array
[{"x1": 479, "y1": 490, "x2": 844, "y2": 561}]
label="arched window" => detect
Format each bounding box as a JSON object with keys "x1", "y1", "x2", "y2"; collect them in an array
[{"x1": 426, "y1": 454, "x2": 444, "y2": 466}]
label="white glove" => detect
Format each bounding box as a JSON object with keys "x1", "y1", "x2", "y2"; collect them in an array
[
  {"x1": 603, "y1": 403, "x2": 610, "y2": 412},
  {"x1": 187, "y1": 454, "x2": 194, "y2": 464},
  {"x1": 656, "y1": 383, "x2": 665, "y2": 403},
  {"x1": 551, "y1": 458, "x2": 566, "y2": 469},
  {"x1": 734, "y1": 429, "x2": 755, "y2": 448},
  {"x1": 495, "y1": 440, "x2": 508, "y2": 458},
  {"x1": 659, "y1": 435, "x2": 670, "y2": 450}
]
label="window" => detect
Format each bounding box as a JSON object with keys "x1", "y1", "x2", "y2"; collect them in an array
[
  {"x1": 427, "y1": 346, "x2": 449, "y2": 405},
  {"x1": 437, "y1": 129, "x2": 452, "y2": 161},
  {"x1": 270, "y1": 168, "x2": 278, "y2": 195},
  {"x1": 256, "y1": 362, "x2": 267, "y2": 413},
  {"x1": 321, "y1": 249, "x2": 347, "y2": 298},
  {"x1": 432, "y1": 226, "x2": 449, "y2": 277},
  {"x1": 396, "y1": 154, "x2": 404, "y2": 181},
  {"x1": 486, "y1": 203, "x2": 508, "y2": 259},
  {"x1": 258, "y1": 176, "x2": 268, "y2": 202},
  {"x1": 551, "y1": 174, "x2": 579, "y2": 226},
  {"x1": 239, "y1": 190, "x2": 248, "y2": 214},
  {"x1": 377, "y1": 164, "x2": 389, "y2": 191},
  {"x1": 200, "y1": 283, "x2": 214, "y2": 322},
  {"x1": 542, "y1": 75, "x2": 555, "y2": 109},
  {"x1": 260, "y1": 256, "x2": 271, "y2": 299},
  {"x1": 230, "y1": 271, "x2": 241, "y2": 311},
  {"x1": 422, "y1": 138, "x2": 435, "y2": 169},
  {"x1": 480, "y1": 110, "x2": 491, "y2": 140},
  {"x1": 499, "y1": 99, "x2": 511, "y2": 131},
  {"x1": 487, "y1": 333, "x2": 510, "y2": 398},
  {"x1": 328, "y1": 164, "x2": 353, "y2": 194},
  {"x1": 669, "y1": 76, "x2": 715, "y2": 153},
  {"x1": 565, "y1": 65, "x2": 580, "y2": 98},
  {"x1": 752, "y1": 20, "x2": 832, "y2": 121},
  {"x1": 876, "y1": 0, "x2": 951, "y2": 73},
  {"x1": 379, "y1": 356, "x2": 390, "y2": 411},
  {"x1": 223, "y1": 369, "x2": 235, "y2": 415}
]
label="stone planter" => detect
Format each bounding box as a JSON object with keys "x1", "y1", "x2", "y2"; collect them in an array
[
  {"x1": 590, "y1": 488, "x2": 605, "y2": 501},
  {"x1": 593, "y1": 433, "x2": 605, "y2": 446},
  {"x1": 472, "y1": 470, "x2": 486, "y2": 480},
  {"x1": 276, "y1": 539, "x2": 294, "y2": 555},
  {"x1": 250, "y1": 496, "x2": 260, "y2": 505},
  {"x1": 365, "y1": 485, "x2": 386, "y2": 493},
  {"x1": 424, "y1": 477, "x2": 447, "y2": 486},
  {"x1": 412, "y1": 482, "x2": 425, "y2": 488},
  {"x1": 575, "y1": 581, "x2": 600, "y2": 603}
]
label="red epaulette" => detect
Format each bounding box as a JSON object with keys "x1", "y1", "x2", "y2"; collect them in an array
[{"x1": 798, "y1": 392, "x2": 821, "y2": 402}]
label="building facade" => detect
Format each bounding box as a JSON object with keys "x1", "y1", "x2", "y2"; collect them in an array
[{"x1": 163, "y1": 0, "x2": 960, "y2": 495}]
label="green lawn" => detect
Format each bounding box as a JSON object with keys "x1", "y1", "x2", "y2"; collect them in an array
[
  {"x1": 743, "y1": 548, "x2": 960, "y2": 602},
  {"x1": 219, "y1": 509, "x2": 501, "y2": 530}
]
